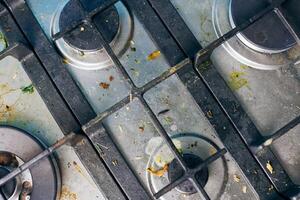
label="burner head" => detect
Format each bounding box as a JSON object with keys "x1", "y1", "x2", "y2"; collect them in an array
[
  {"x1": 229, "y1": 0, "x2": 296, "y2": 53},
  {"x1": 0, "y1": 166, "x2": 17, "y2": 198},
  {"x1": 0, "y1": 127, "x2": 60, "y2": 200},
  {"x1": 59, "y1": 0, "x2": 120, "y2": 51},
  {"x1": 168, "y1": 154, "x2": 209, "y2": 195}
]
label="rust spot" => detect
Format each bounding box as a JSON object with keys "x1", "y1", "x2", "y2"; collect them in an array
[{"x1": 60, "y1": 186, "x2": 78, "y2": 200}]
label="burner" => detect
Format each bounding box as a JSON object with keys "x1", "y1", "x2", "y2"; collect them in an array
[
  {"x1": 229, "y1": 0, "x2": 296, "y2": 54},
  {"x1": 212, "y1": 0, "x2": 300, "y2": 70},
  {"x1": 168, "y1": 154, "x2": 209, "y2": 195},
  {"x1": 52, "y1": 1, "x2": 132, "y2": 70},
  {"x1": 0, "y1": 126, "x2": 60, "y2": 200},
  {"x1": 146, "y1": 134, "x2": 227, "y2": 200},
  {"x1": 59, "y1": 0, "x2": 120, "y2": 51}
]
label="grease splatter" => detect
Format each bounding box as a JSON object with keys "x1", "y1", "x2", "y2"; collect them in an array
[{"x1": 228, "y1": 71, "x2": 249, "y2": 91}]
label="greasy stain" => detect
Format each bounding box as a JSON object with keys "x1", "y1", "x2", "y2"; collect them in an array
[
  {"x1": 60, "y1": 186, "x2": 78, "y2": 200},
  {"x1": 228, "y1": 71, "x2": 249, "y2": 91}
]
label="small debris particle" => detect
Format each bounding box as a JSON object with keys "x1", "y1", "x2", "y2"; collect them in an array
[
  {"x1": 112, "y1": 160, "x2": 118, "y2": 166},
  {"x1": 131, "y1": 47, "x2": 137, "y2": 52},
  {"x1": 198, "y1": 60, "x2": 211, "y2": 72},
  {"x1": 242, "y1": 186, "x2": 247, "y2": 193},
  {"x1": 170, "y1": 124, "x2": 178, "y2": 131},
  {"x1": 80, "y1": 27, "x2": 85, "y2": 32},
  {"x1": 147, "y1": 50, "x2": 161, "y2": 61},
  {"x1": 147, "y1": 164, "x2": 169, "y2": 177},
  {"x1": 157, "y1": 109, "x2": 170, "y2": 116},
  {"x1": 67, "y1": 162, "x2": 71, "y2": 168},
  {"x1": 240, "y1": 65, "x2": 249, "y2": 70},
  {"x1": 209, "y1": 147, "x2": 217, "y2": 155},
  {"x1": 62, "y1": 59, "x2": 70, "y2": 64},
  {"x1": 99, "y1": 82, "x2": 110, "y2": 89},
  {"x1": 21, "y1": 84, "x2": 34, "y2": 94},
  {"x1": 163, "y1": 116, "x2": 173, "y2": 124},
  {"x1": 266, "y1": 161, "x2": 274, "y2": 174},
  {"x1": 263, "y1": 139, "x2": 273, "y2": 147},
  {"x1": 191, "y1": 141, "x2": 198, "y2": 148},
  {"x1": 129, "y1": 92, "x2": 133, "y2": 102},
  {"x1": 138, "y1": 126, "x2": 145, "y2": 133},
  {"x1": 130, "y1": 40, "x2": 136, "y2": 52},
  {"x1": 109, "y1": 75, "x2": 114, "y2": 82},
  {"x1": 0, "y1": 32, "x2": 8, "y2": 49},
  {"x1": 233, "y1": 174, "x2": 241, "y2": 183},
  {"x1": 134, "y1": 59, "x2": 141, "y2": 64},
  {"x1": 268, "y1": 185, "x2": 274, "y2": 191},
  {"x1": 207, "y1": 110, "x2": 213, "y2": 118}
]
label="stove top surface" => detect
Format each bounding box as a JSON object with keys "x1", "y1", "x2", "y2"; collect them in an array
[{"x1": 0, "y1": 0, "x2": 299, "y2": 200}]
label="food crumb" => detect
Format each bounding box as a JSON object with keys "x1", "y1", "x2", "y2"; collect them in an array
[
  {"x1": 233, "y1": 174, "x2": 241, "y2": 183},
  {"x1": 138, "y1": 126, "x2": 145, "y2": 133},
  {"x1": 21, "y1": 84, "x2": 34, "y2": 94},
  {"x1": 109, "y1": 76, "x2": 114, "y2": 82},
  {"x1": 147, "y1": 50, "x2": 161, "y2": 61},
  {"x1": 266, "y1": 161, "x2": 274, "y2": 174},
  {"x1": 99, "y1": 82, "x2": 110, "y2": 89},
  {"x1": 242, "y1": 186, "x2": 247, "y2": 193},
  {"x1": 147, "y1": 164, "x2": 169, "y2": 177}
]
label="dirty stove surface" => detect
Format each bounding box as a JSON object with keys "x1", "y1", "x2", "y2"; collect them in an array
[{"x1": 0, "y1": 0, "x2": 299, "y2": 200}]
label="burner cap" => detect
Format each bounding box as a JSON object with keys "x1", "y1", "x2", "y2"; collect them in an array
[
  {"x1": 168, "y1": 154, "x2": 209, "y2": 195},
  {"x1": 0, "y1": 126, "x2": 60, "y2": 200},
  {"x1": 0, "y1": 167, "x2": 17, "y2": 198},
  {"x1": 229, "y1": 0, "x2": 296, "y2": 53},
  {"x1": 59, "y1": 0, "x2": 120, "y2": 51}
]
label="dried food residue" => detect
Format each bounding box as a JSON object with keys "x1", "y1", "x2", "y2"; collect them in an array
[
  {"x1": 60, "y1": 186, "x2": 78, "y2": 200},
  {"x1": 21, "y1": 84, "x2": 34, "y2": 94},
  {"x1": 147, "y1": 50, "x2": 161, "y2": 61},
  {"x1": 228, "y1": 71, "x2": 249, "y2": 91},
  {"x1": 99, "y1": 82, "x2": 110, "y2": 89},
  {"x1": 147, "y1": 164, "x2": 169, "y2": 177},
  {"x1": 242, "y1": 186, "x2": 247, "y2": 193}
]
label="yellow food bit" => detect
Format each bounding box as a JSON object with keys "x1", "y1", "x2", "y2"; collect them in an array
[
  {"x1": 242, "y1": 186, "x2": 247, "y2": 193},
  {"x1": 266, "y1": 161, "x2": 274, "y2": 174},
  {"x1": 147, "y1": 164, "x2": 169, "y2": 177},
  {"x1": 233, "y1": 174, "x2": 241, "y2": 183},
  {"x1": 147, "y1": 50, "x2": 161, "y2": 61}
]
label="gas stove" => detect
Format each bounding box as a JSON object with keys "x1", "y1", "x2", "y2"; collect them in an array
[{"x1": 0, "y1": 0, "x2": 299, "y2": 200}]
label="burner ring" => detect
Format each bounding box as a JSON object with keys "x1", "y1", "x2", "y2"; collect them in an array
[
  {"x1": 52, "y1": 1, "x2": 133, "y2": 70},
  {"x1": 229, "y1": 0, "x2": 296, "y2": 54},
  {"x1": 212, "y1": 0, "x2": 300, "y2": 70},
  {"x1": 146, "y1": 133, "x2": 227, "y2": 200},
  {"x1": 0, "y1": 126, "x2": 60, "y2": 200}
]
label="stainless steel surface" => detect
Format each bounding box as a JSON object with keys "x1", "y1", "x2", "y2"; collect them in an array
[{"x1": 0, "y1": 0, "x2": 299, "y2": 199}]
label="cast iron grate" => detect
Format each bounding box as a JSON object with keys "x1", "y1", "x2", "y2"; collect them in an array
[{"x1": 0, "y1": 0, "x2": 299, "y2": 199}]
